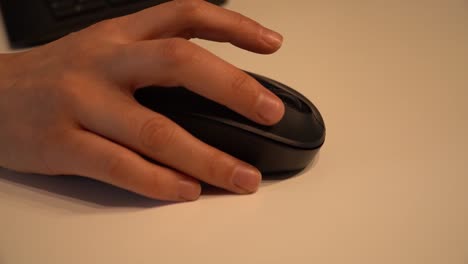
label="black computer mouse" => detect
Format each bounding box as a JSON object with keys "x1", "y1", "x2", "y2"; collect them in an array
[{"x1": 134, "y1": 72, "x2": 325, "y2": 176}]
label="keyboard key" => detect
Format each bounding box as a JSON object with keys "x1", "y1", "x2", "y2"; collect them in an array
[
  {"x1": 108, "y1": 0, "x2": 149, "y2": 6},
  {"x1": 52, "y1": 1, "x2": 107, "y2": 18},
  {"x1": 48, "y1": 0, "x2": 74, "y2": 10}
]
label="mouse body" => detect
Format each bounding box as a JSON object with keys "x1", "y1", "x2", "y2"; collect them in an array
[{"x1": 134, "y1": 72, "x2": 325, "y2": 176}]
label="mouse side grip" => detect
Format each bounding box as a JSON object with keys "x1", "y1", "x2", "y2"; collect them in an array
[{"x1": 167, "y1": 114, "x2": 320, "y2": 175}]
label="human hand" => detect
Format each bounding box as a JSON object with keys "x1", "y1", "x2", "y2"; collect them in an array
[{"x1": 0, "y1": 0, "x2": 284, "y2": 201}]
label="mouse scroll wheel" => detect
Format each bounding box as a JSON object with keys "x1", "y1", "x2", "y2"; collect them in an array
[{"x1": 276, "y1": 91, "x2": 311, "y2": 113}]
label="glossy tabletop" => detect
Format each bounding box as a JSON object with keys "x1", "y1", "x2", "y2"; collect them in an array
[{"x1": 1, "y1": 1, "x2": 467, "y2": 263}]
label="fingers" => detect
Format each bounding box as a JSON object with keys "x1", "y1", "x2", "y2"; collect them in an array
[
  {"x1": 47, "y1": 129, "x2": 201, "y2": 201},
  {"x1": 110, "y1": 0, "x2": 282, "y2": 53},
  {"x1": 64, "y1": 0, "x2": 283, "y2": 197},
  {"x1": 111, "y1": 38, "x2": 285, "y2": 125},
  {"x1": 76, "y1": 93, "x2": 262, "y2": 194}
]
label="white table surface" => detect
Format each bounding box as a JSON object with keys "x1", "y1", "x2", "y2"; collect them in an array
[{"x1": 1, "y1": 1, "x2": 468, "y2": 264}]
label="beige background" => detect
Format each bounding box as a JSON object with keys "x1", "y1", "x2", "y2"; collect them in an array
[{"x1": 1, "y1": 1, "x2": 468, "y2": 263}]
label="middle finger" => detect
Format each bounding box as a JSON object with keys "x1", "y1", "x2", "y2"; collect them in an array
[{"x1": 77, "y1": 92, "x2": 262, "y2": 194}]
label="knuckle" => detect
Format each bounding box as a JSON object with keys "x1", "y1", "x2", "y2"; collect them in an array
[
  {"x1": 160, "y1": 38, "x2": 199, "y2": 66},
  {"x1": 54, "y1": 70, "x2": 82, "y2": 89},
  {"x1": 204, "y1": 150, "x2": 230, "y2": 184},
  {"x1": 51, "y1": 72, "x2": 91, "y2": 106},
  {"x1": 230, "y1": 72, "x2": 251, "y2": 92},
  {"x1": 104, "y1": 152, "x2": 129, "y2": 182},
  {"x1": 175, "y1": 0, "x2": 204, "y2": 16},
  {"x1": 232, "y1": 11, "x2": 259, "y2": 29},
  {"x1": 139, "y1": 116, "x2": 178, "y2": 154},
  {"x1": 140, "y1": 171, "x2": 166, "y2": 198},
  {"x1": 230, "y1": 73, "x2": 260, "y2": 106},
  {"x1": 77, "y1": 18, "x2": 128, "y2": 44},
  {"x1": 88, "y1": 18, "x2": 122, "y2": 37},
  {"x1": 160, "y1": 38, "x2": 186, "y2": 58},
  {"x1": 233, "y1": 12, "x2": 250, "y2": 28}
]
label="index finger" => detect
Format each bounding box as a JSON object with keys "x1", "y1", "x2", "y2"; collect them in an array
[
  {"x1": 110, "y1": 0, "x2": 283, "y2": 54},
  {"x1": 112, "y1": 38, "x2": 285, "y2": 126}
]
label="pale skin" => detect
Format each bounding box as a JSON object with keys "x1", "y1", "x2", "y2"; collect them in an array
[{"x1": 0, "y1": 0, "x2": 285, "y2": 202}]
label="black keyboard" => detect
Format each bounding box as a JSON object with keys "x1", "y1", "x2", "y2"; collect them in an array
[
  {"x1": 0, "y1": 0, "x2": 227, "y2": 48},
  {"x1": 47, "y1": 0, "x2": 151, "y2": 19}
]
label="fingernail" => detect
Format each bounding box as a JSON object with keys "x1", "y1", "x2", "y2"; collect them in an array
[
  {"x1": 262, "y1": 28, "x2": 283, "y2": 48},
  {"x1": 178, "y1": 180, "x2": 200, "y2": 201},
  {"x1": 232, "y1": 165, "x2": 262, "y2": 193},
  {"x1": 257, "y1": 92, "x2": 285, "y2": 124}
]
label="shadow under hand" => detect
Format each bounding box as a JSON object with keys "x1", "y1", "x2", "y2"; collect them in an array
[
  {"x1": 0, "y1": 168, "x2": 171, "y2": 210},
  {"x1": 0, "y1": 152, "x2": 321, "y2": 210}
]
